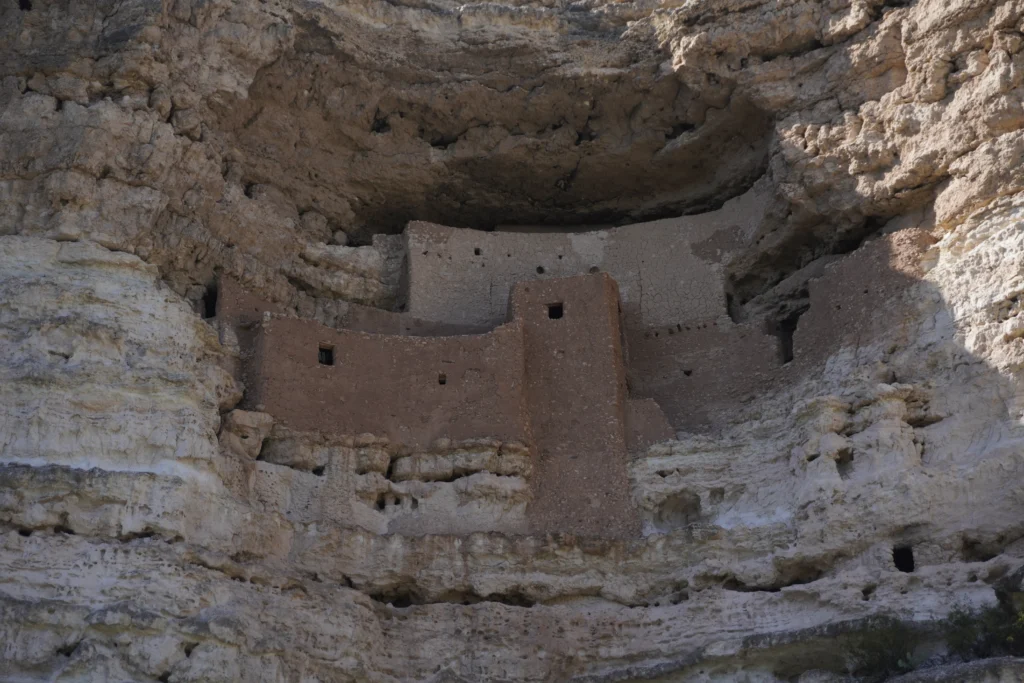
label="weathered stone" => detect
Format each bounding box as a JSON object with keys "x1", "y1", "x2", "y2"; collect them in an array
[
  {"x1": 218, "y1": 410, "x2": 274, "y2": 460},
  {"x1": 5, "y1": 0, "x2": 1024, "y2": 679}
]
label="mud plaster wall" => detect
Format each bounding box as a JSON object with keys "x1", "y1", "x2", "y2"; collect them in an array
[
  {"x1": 627, "y1": 322, "x2": 780, "y2": 431},
  {"x1": 513, "y1": 274, "x2": 641, "y2": 538},
  {"x1": 628, "y1": 229, "x2": 935, "y2": 431},
  {"x1": 242, "y1": 273, "x2": 651, "y2": 537},
  {"x1": 250, "y1": 317, "x2": 530, "y2": 449},
  {"x1": 216, "y1": 276, "x2": 286, "y2": 391},
  {"x1": 627, "y1": 398, "x2": 680, "y2": 451},
  {"x1": 791, "y1": 229, "x2": 936, "y2": 369},
  {"x1": 404, "y1": 184, "x2": 771, "y2": 330},
  {"x1": 340, "y1": 303, "x2": 490, "y2": 337},
  {"x1": 217, "y1": 275, "x2": 485, "y2": 341}
]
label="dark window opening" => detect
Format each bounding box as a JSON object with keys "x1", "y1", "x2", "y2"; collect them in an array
[
  {"x1": 370, "y1": 111, "x2": 390, "y2": 134},
  {"x1": 389, "y1": 595, "x2": 413, "y2": 608},
  {"x1": 202, "y1": 285, "x2": 218, "y2": 319},
  {"x1": 536, "y1": 266, "x2": 545, "y2": 274},
  {"x1": 771, "y1": 300, "x2": 809, "y2": 364},
  {"x1": 667, "y1": 122, "x2": 695, "y2": 139},
  {"x1": 589, "y1": 266, "x2": 599, "y2": 273},
  {"x1": 726, "y1": 292, "x2": 741, "y2": 323},
  {"x1": 318, "y1": 344, "x2": 334, "y2": 366},
  {"x1": 19, "y1": 0, "x2": 32, "y2": 10},
  {"x1": 547, "y1": 303, "x2": 564, "y2": 319},
  {"x1": 836, "y1": 448, "x2": 854, "y2": 478},
  {"x1": 474, "y1": 247, "x2": 481, "y2": 255},
  {"x1": 311, "y1": 466, "x2": 325, "y2": 477},
  {"x1": 893, "y1": 545, "x2": 915, "y2": 573},
  {"x1": 438, "y1": 373, "x2": 447, "y2": 385}
]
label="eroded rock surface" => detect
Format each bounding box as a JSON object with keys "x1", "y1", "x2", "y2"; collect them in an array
[{"x1": 5, "y1": 0, "x2": 1024, "y2": 681}]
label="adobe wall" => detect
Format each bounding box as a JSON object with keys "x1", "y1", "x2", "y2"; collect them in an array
[
  {"x1": 230, "y1": 271, "x2": 674, "y2": 537},
  {"x1": 790, "y1": 228, "x2": 935, "y2": 369},
  {"x1": 512, "y1": 274, "x2": 641, "y2": 538},
  {"x1": 249, "y1": 317, "x2": 531, "y2": 449},
  {"x1": 218, "y1": 275, "x2": 490, "y2": 339},
  {"x1": 217, "y1": 276, "x2": 287, "y2": 329},
  {"x1": 405, "y1": 184, "x2": 770, "y2": 330},
  {"x1": 216, "y1": 276, "x2": 287, "y2": 393},
  {"x1": 340, "y1": 302, "x2": 491, "y2": 336},
  {"x1": 626, "y1": 322, "x2": 780, "y2": 431},
  {"x1": 627, "y1": 229, "x2": 935, "y2": 432},
  {"x1": 626, "y1": 398, "x2": 677, "y2": 451}
]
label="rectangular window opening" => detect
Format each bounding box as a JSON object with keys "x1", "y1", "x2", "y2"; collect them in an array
[
  {"x1": 318, "y1": 344, "x2": 335, "y2": 366},
  {"x1": 547, "y1": 303, "x2": 564, "y2": 319},
  {"x1": 202, "y1": 285, "x2": 218, "y2": 319},
  {"x1": 438, "y1": 373, "x2": 447, "y2": 385}
]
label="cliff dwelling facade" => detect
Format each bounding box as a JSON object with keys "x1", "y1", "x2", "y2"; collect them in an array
[
  {"x1": 219, "y1": 268, "x2": 668, "y2": 538},
  {"x1": 215, "y1": 201, "x2": 935, "y2": 540}
]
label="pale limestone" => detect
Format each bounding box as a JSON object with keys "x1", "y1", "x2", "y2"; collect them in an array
[{"x1": 4, "y1": 0, "x2": 1024, "y2": 680}]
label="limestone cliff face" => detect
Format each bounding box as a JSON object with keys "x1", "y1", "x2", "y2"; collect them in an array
[{"x1": 6, "y1": 0, "x2": 1024, "y2": 681}]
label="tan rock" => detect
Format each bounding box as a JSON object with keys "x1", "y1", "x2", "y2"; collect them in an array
[{"x1": 218, "y1": 410, "x2": 274, "y2": 460}]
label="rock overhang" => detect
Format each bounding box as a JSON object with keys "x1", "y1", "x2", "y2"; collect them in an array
[{"x1": 207, "y1": 0, "x2": 775, "y2": 235}]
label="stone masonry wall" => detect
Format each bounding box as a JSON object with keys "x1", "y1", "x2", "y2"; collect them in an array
[
  {"x1": 249, "y1": 317, "x2": 531, "y2": 449},
  {"x1": 513, "y1": 274, "x2": 641, "y2": 538},
  {"x1": 627, "y1": 229, "x2": 936, "y2": 431},
  {"x1": 626, "y1": 322, "x2": 780, "y2": 431},
  {"x1": 404, "y1": 184, "x2": 770, "y2": 330},
  {"x1": 237, "y1": 272, "x2": 651, "y2": 538}
]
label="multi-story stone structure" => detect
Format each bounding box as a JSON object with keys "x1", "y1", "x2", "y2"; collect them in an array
[
  {"x1": 219, "y1": 270, "x2": 673, "y2": 538},
  {"x1": 217, "y1": 213, "x2": 934, "y2": 538}
]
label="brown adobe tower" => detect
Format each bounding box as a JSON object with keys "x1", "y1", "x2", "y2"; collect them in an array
[{"x1": 512, "y1": 274, "x2": 640, "y2": 538}]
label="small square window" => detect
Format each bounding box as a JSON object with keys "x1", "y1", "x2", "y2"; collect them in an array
[
  {"x1": 318, "y1": 344, "x2": 334, "y2": 366},
  {"x1": 474, "y1": 247, "x2": 481, "y2": 256},
  {"x1": 438, "y1": 373, "x2": 447, "y2": 385},
  {"x1": 547, "y1": 303, "x2": 564, "y2": 319}
]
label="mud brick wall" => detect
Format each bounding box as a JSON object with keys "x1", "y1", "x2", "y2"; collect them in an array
[
  {"x1": 512, "y1": 274, "x2": 641, "y2": 538},
  {"x1": 250, "y1": 317, "x2": 531, "y2": 449},
  {"x1": 626, "y1": 323, "x2": 779, "y2": 431},
  {"x1": 404, "y1": 186, "x2": 769, "y2": 331}
]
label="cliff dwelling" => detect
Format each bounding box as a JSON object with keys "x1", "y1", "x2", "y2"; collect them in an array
[
  {"x1": 6, "y1": 0, "x2": 1024, "y2": 681},
  {"x1": 212, "y1": 203, "x2": 936, "y2": 541}
]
